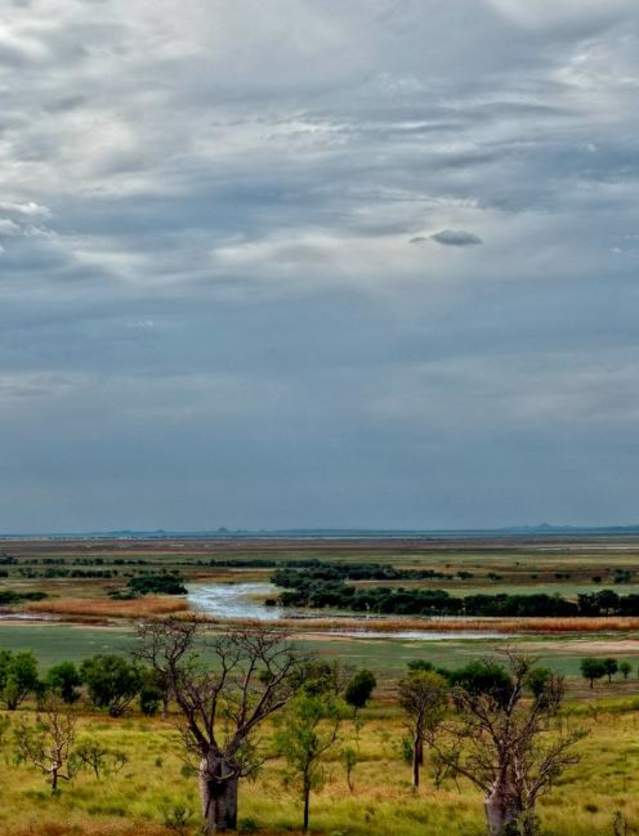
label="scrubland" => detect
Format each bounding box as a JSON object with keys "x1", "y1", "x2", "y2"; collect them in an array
[
  {"x1": 2, "y1": 697, "x2": 639, "y2": 836},
  {"x1": 3, "y1": 537, "x2": 639, "y2": 834}
]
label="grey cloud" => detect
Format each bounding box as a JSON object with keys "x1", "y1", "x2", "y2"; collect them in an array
[
  {"x1": 1, "y1": 0, "x2": 639, "y2": 529},
  {"x1": 430, "y1": 230, "x2": 484, "y2": 247}
]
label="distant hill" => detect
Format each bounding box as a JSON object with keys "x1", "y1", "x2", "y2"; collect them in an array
[{"x1": 3, "y1": 524, "x2": 639, "y2": 540}]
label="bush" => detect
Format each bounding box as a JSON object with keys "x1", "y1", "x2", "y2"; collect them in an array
[
  {"x1": 580, "y1": 658, "x2": 606, "y2": 688},
  {"x1": 345, "y1": 669, "x2": 376, "y2": 710},
  {"x1": 0, "y1": 650, "x2": 40, "y2": 710},
  {"x1": 127, "y1": 573, "x2": 187, "y2": 596},
  {"x1": 46, "y1": 661, "x2": 83, "y2": 704},
  {"x1": 80, "y1": 655, "x2": 142, "y2": 716}
]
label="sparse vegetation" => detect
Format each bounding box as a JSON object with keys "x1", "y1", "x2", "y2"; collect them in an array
[{"x1": 4, "y1": 536, "x2": 639, "y2": 833}]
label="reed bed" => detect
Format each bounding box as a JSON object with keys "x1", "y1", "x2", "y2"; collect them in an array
[
  {"x1": 184, "y1": 612, "x2": 639, "y2": 634},
  {"x1": 23, "y1": 598, "x2": 639, "y2": 634},
  {"x1": 27, "y1": 596, "x2": 189, "y2": 619}
]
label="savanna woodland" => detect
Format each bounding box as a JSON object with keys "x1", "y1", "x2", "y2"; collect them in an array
[{"x1": 4, "y1": 0, "x2": 639, "y2": 834}]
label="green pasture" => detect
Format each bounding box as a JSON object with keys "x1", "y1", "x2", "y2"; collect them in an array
[{"x1": 3, "y1": 623, "x2": 639, "y2": 683}]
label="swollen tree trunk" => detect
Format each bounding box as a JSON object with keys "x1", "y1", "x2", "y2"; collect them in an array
[
  {"x1": 484, "y1": 778, "x2": 524, "y2": 835},
  {"x1": 199, "y1": 757, "x2": 239, "y2": 834}
]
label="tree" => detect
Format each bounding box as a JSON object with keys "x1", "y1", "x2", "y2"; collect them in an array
[
  {"x1": 46, "y1": 661, "x2": 83, "y2": 704},
  {"x1": 603, "y1": 658, "x2": 618, "y2": 683},
  {"x1": 136, "y1": 618, "x2": 301, "y2": 834},
  {"x1": 447, "y1": 659, "x2": 513, "y2": 707},
  {"x1": 292, "y1": 658, "x2": 353, "y2": 697},
  {"x1": 72, "y1": 737, "x2": 128, "y2": 779},
  {"x1": 341, "y1": 745, "x2": 357, "y2": 792},
  {"x1": 526, "y1": 667, "x2": 551, "y2": 700},
  {"x1": 580, "y1": 658, "x2": 606, "y2": 688},
  {"x1": 80, "y1": 655, "x2": 142, "y2": 717},
  {"x1": 398, "y1": 669, "x2": 448, "y2": 789},
  {"x1": 14, "y1": 698, "x2": 77, "y2": 792},
  {"x1": 139, "y1": 668, "x2": 164, "y2": 716},
  {"x1": 131, "y1": 632, "x2": 173, "y2": 716},
  {"x1": 427, "y1": 653, "x2": 585, "y2": 836},
  {"x1": 620, "y1": 661, "x2": 632, "y2": 680},
  {"x1": 275, "y1": 691, "x2": 344, "y2": 831},
  {"x1": 344, "y1": 669, "x2": 376, "y2": 711},
  {"x1": 0, "y1": 650, "x2": 40, "y2": 710}
]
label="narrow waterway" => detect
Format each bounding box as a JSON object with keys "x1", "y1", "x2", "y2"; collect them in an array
[
  {"x1": 188, "y1": 582, "x2": 284, "y2": 621},
  {"x1": 187, "y1": 582, "x2": 505, "y2": 640}
]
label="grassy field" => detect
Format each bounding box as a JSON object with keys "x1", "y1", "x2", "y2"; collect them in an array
[
  {"x1": 2, "y1": 696, "x2": 639, "y2": 835},
  {"x1": 3, "y1": 536, "x2": 639, "y2": 833},
  {"x1": 4, "y1": 534, "x2": 639, "y2": 678},
  {"x1": 3, "y1": 536, "x2": 639, "y2": 620},
  {"x1": 5, "y1": 623, "x2": 639, "y2": 690}
]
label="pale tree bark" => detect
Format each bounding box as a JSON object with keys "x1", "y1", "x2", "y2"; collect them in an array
[
  {"x1": 484, "y1": 775, "x2": 523, "y2": 835},
  {"x1": 425, "y1": 652, "x2": 584, "y2": 836},
  {"x1": 136, "y1": 620, "x2": 301, "y2": 835},
  {"x1": 199, "y1": 757, "x2": 239, "y2": 833}
]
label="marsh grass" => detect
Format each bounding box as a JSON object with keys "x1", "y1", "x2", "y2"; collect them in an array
[{"x1": 27, "y1": 597, "x2": 189, "y2": 619}]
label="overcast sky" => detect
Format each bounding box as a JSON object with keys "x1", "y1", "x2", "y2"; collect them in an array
[{"x1": 2, "y1": 0, "x2": 639, "y2": 531}]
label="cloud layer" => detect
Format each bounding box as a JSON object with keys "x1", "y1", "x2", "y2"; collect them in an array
[{"x1": 1, "y1": 0, "x2": 639, "y2": 530}]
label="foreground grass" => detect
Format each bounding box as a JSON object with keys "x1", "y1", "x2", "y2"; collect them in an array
[{"x1": 2, "y1": 701, "x2": 639, "y2": 835}]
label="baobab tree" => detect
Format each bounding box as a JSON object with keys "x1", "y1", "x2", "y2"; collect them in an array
[
  {"x1": 426, "y1": 653, "x2": 585, "y2": 836},
  {"x1": 136, "y1": 618, "x2": 301, "y2": 834}
]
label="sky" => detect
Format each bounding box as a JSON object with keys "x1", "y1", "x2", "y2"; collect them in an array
[{"x1": 2, "y1": 0, "x2": 639, "y2": 532}]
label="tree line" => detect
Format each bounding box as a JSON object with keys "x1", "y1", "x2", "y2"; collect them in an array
[
  {"x1": 274, "y1": 572, "x2": 639, "y2": 617},
  {"x1": 0, "y1": 622, "x2": 587, "y2": 836}
]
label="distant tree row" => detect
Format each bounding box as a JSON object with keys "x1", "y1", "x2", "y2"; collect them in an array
[
  {"x1": 275, "y1": 575, "x2": 639, "y2": 617},
  {"x1": 109, "y1": 571, "x2": 187, "y2": 599},
  {"x1": 580, "y1": 657, "x2": 635, "y2": 687},
  {"x1": 0, "y1": 590, "x2": 47, "y2": 606},
  {"x1": 273, "y1": 561, "x2": 455, "y2": 587}
]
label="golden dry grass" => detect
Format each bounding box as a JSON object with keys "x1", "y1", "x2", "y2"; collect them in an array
[
  {"x1": 22, "y1": 598, "x2": 639, "y2": 635},
  {"x1": 187, "y1": 612, "x2": 639, "y2": 634},
  {"x1": 26, "y1": 596, "x2": 189, "y2": 619}
]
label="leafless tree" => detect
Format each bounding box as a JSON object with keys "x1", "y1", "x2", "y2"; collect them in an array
[
  {"x1": 136, "y1": 617, "x2": 301, "y2": 834},
  {"x1": 426, "y1": 653, "x2": 585, "y2": 836},
  {"x1": 14, "y1": 697, "x2": 77, "y2": 792}
]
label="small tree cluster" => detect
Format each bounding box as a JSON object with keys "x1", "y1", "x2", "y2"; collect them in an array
[
  {"x1": 0, "y1": 650, "x2": 40, "y2": 710},
  {"x1": 580, "y1": 657, "x2": 633, "y2": 687}
]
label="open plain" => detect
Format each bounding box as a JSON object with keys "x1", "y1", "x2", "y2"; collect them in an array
[{"x1": 1, "y1": 534, "x2": 639, "y2": 833}]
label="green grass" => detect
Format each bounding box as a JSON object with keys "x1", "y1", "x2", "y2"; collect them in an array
[
  {"x1": 0, "y1": 624, "x2": 136, "y2": 667},
  {"x1": 2, "y1": 702, "x2": 639, "y2": 835},
  {"x1": 4, "y1": 624, "x2": 639, "y2": 686}
]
